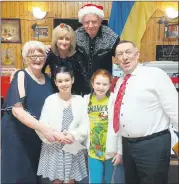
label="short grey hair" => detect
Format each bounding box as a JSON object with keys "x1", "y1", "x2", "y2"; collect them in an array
[
  {"x1": 115, "y1": 40, "x2": 137, "y2": 56},
  {"x1": 22, "y1": 41, "x2": 47, "y2": 59}
]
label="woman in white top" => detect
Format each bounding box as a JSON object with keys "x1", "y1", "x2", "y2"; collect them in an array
[{"x1": 36, "y1": 65, "x2": 88, "y2": 184}]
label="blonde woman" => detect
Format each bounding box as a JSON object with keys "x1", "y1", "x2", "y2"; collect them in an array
[{"x1": 42, "y1": 23, "x2": 90, "y2": 96}]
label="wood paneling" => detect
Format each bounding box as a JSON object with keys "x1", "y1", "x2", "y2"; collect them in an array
[
  {"x1": 1, "y1": 1, "x2": 112, "y2": 69},
  {"x1": 140, "y1": 2, "x2": 178, "y2": 62},
  {"x1": 1, "y1": 1, "x2": 178, "y2": 69}
]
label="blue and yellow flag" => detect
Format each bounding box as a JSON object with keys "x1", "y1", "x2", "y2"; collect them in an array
[{"x1": 109, "y1": 2, "x2": 156, "y2": 49}]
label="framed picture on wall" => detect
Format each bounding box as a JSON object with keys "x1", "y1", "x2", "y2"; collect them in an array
[
  {"x1": 156, "y1": 45, "x2": 178, "y2": 61},
  {"x1": 1, "y1": 48, "x2": 15, "y2": 67},
  {"x1": 1, "y1": 19, "x2": 21, "y2": 43},
  {"x1": 32, "y1": 24, "x2": 51, "y2": 42},
  {"x1": 165, "y1": 24, "x2": 178, "y2": 40}
]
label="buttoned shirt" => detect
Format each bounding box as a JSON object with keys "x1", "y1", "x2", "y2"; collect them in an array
[
  {"x1": 76, "y1": 25, "x2": 119, "y2": 80},
  {"x1": 114, "y1": 64, "x2": 178, "y2": 138}
]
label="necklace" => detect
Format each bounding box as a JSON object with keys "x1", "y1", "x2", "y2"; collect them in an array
[{"x1": 25, "y1": 68, "x2": 45, "y2": 84}]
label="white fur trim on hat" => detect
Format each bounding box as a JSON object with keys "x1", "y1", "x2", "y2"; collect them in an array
[{"x1": 78, "y1": 5, "x2": 104, "y2": 23}]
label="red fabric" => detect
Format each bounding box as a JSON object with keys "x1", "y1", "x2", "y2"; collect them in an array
[
  {"x1": 170, "y1": 77, "x2": 179, "y2": 84},
  {"x1": 1, "y1": 76, "x2": 10, "y2": 98},
  {"x1": 110, "y1": 77, "x2": 119, "y2": 92},
  {"x1": 113, "y1": 74, "x2": 131, "y2": 133},
  {"x1": 81, "y1": 4, "x2": 103, "y2": 10}
]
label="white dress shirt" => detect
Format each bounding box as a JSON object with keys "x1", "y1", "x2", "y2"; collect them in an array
[{"x1": 114, "y1": 64, "x2": 178, "y2": 138}]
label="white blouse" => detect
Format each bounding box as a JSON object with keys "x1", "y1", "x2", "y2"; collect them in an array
[{"x1": 36, "y1": 93, "x2": 89, "y2": 144}]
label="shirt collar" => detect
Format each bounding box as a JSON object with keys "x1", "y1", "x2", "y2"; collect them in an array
[
  {"x1": 130, "y1": 63, "x2": 143, "y2": 76},
  {"x1": 120, "y1": 63, "x2": 143, "y2": 78}
]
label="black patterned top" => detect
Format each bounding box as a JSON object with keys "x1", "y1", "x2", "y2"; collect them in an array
[
  {"x1": 42, "y1": 51, "x2": 90, "y2": 96},
  {"x1": 76, "y1": 25, "x2": 120, "y2": 79}
]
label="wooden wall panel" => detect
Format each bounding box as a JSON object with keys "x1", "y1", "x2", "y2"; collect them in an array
[
  {"x1": 1, "y1": 1, "x2": 178, "y2": 69},
  {"x1": 140, "y1": 2, "x2": 178, "y2": 62}
]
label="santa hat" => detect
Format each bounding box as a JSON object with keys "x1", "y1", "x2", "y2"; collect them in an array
[{"x1": 78, "y1": 4, "x2": 104, "y2": 23}]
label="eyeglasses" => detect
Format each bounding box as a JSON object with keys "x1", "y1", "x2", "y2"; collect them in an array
[{"x1": 27, "y1": 55, "x2": 45, "y2": 61}]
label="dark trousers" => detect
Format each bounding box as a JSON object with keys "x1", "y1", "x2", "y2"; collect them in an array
[{"x1": 122, "y1": 130, "x2": 171, "y2": 184}]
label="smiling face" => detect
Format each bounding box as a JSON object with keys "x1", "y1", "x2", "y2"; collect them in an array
[
  {"x1": 55, "y1": 72, "x2": 74, "y2": 94},
  {"x1": 92, "y1": 75, "x2": 111, "y2": 99},
  {"x1": 26, "y1": 50, "x2": 46, "y2": 71},
  {"x1": 56, "y1": 35, "x2": 71, "y2": 51},
  {"x1": 115, "y1": 42, "x2": 140, "y2": 74},
  {"x1": 82, "y1": 14, "x2": 102, "y2": 39}
]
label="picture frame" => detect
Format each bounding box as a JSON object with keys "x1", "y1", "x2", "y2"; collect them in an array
[
  {"x1": 164, "y1": 24, "x2": 178, "y2": 40},
  {"x1": 33, "y1": 24, "x2": 51, "y2": 42},
  {"x1": 1, "y1": 48, "x2": 15, "y2": 67},
  {"x1": 1, "y1": 19, "x2": 21, "y2": 43}
]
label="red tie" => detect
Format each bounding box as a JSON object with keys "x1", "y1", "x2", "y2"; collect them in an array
[{"x1": 113, "y1": 74, "x2": 131, "y2": 133}]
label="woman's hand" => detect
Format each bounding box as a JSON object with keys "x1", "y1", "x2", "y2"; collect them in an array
[
  {"x1": 65, "y1": 133, "x2": 75, "y2": 144},
  {"x1": 54, "y1": 131, "x2": 74, "y2": 144},
  {"x1": 40, "y1": 126, "x2": 56, "y2": 142},
  {"x1": 112, "y1": 153, "x2": 123, "y2": 166}
]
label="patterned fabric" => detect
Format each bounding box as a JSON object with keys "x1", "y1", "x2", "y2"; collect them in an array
[
  {"x1": 37, "y1": 105, "x2": 87, "y2": 182},
  {"x1": 76, "y1": 26, "x2": 118, "y2": 55},
  {"x1": 42, "y1": 51, "x2": 90, "y2": 95},
  {"x1": 88, "y1": 95, "x2": 108, "y2": 160},
  {"x1": 76, "y1": 25, "x2": 119, "y2": 79},
  {"x1": 113, "y1": 74, "x2": 131, "y2": 133}
]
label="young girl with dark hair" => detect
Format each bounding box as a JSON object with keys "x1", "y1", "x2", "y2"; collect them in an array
[{"x1": 36, "y1": 66, "x2": 88, "y2": 184}]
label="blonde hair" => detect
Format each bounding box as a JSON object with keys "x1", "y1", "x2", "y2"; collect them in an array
[{"x1": 51, "y1": 23, "x2": 76, "y2": 57}]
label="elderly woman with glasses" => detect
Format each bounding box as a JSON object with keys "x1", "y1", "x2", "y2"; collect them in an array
[{"x1": 1, "y1": 41, "x2": 62, "y2": 184}]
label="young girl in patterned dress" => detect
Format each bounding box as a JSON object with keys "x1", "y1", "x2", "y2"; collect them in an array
[
  {"x1": 36, "y1": 66, "x2": 88, "y2": 184},
  {"x1": 84, "y1": 69, "x2": 123, "y2": 184}
]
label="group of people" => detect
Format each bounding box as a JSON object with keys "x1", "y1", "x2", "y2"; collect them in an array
[{"x1": 1, "y1": 3, "x2": 178, "y2": 184}]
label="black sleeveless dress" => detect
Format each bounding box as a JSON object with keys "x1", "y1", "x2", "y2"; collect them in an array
[{"x1": 1, "y1": 70, "x2": 53, "y2": 184}]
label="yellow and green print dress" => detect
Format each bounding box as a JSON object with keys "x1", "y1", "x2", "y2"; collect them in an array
[{"x1": 88, "y1": 95, "x2": 109, "y2": 160}]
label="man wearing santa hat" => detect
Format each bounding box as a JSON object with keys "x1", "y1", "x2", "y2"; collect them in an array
[
  {"x1": 76, "y1": 4, "x2": 125, "y2": 184},
  {"x1": 76, "y1": 4, "x2": 120, "y2": 81}
]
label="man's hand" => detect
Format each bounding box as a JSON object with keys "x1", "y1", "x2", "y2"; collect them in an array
[
  {"x1": 112, "y1": 153, "x2": 123, "y2": 166},
  {"x1": 45, "y1": 45, "x2": 51, "y2": 54}
]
